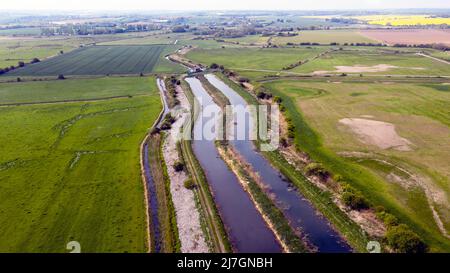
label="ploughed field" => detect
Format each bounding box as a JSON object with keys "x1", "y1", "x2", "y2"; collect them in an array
[
  {"x1": 5, "y1": 45, "x2": 168, "y2": 76},
  {"x1": 0, "y1": 77, "x2": 161, "y2": 252},
  {"x1": 263, "y1": 80, "x2": 450, "y2": 252}
]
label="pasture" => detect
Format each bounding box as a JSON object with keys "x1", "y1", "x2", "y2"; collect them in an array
[
  {"x1": 264, "y1": 79, "x2": 450, "y2": 252},
  {"x1": 291, "y1": 48, "x2": 450, "y2": 76},
  {"x1": 0, "y1": 77, "x2": 161, "y2": 252},
  {"x1": 5, "y1": 45, "x2": 178, "y2": 76},
  {"x1": 186, "y1": 46, "x2": 327, "y2": 78}
]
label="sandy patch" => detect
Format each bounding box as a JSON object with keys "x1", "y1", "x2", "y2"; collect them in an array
[
  {"x1": 162, "y1": 85, "x2": 209, "y2": 253},
  {"x1": 313, "y1": 64, "x2": 401, "y2": 74},
  {"x1": 339, "y1": 118, "x2": 412, "y2": 151}
]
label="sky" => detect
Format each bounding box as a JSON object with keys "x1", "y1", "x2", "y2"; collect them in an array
[{"x1": 1, "y1": 0, "x2": 450, "y2": 11}]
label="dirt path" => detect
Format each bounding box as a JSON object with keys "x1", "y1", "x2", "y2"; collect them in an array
[
  {"x1": 416, "y1": 53, "x2": 450, "y2": 65},
  {"x1": 161, "y1": 85, "x2": 209, "y2": 253}
]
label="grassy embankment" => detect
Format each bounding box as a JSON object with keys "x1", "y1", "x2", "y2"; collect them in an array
[
  {"x1": 262, "y1": 80, "x2": 450, "y2": 252},
  {"x1": 0, "y1": 77, "x2": 161, "y2": 252}
]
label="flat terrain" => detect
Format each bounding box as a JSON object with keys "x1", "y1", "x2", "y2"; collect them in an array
[
  {"x1": 0, "y1": 77, "x2": 161, "y2": 252},
  {"x1": 0, "y1": 35, "x2": 151, "y2": 69},
  {"x1": 354, "y1": 15, "x2": 450, "y2": 26},
  {"x1": 360, "y1": 29, "x2": 450, "y2": 46},
  {"x1": 272, "y1": 30, "x2": 377, "y2": 45},
  {"x1": 186, "y1": 46, "x2": 327, "y2": 77},
  {"x1": 264, "y1": 80, "x2": 450, "y2": 251},
  {"x1": 5, "y1": 45, "x2": 174, "y2": 76},
  {"x1": 292, "y1": 48, "x2": 450, "y2": 76}
]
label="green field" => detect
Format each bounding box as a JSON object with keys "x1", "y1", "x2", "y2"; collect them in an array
[
  {"x1": 5, "y1": 45, "x2": 177, "y2": 76},
  {"x1": 292, "y1": 48, "x2": 450, "y2": 76},
  {"x1": 272, "y1": 30, "x2": 377, "y2": 45},
  {"x1": 0, "y1": 27, "x2": 42, "y2": 36},
  {"x1": 263, "y1": 79, "x2": 450, "y2": 252},
  {"x1": 186, "y1": 47, "x2": 327, "y2": 77},
  {"x1": 0, "y1": 77, "x2": 161, "y2": 252}
]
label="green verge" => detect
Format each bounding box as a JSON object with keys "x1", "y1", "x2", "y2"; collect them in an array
[
  {"x1": 215, "y1": 72, "x2": 370, "y2": 252},
  {"x1": 261, "y1": 80, "x2": 450, "y2": 252}
]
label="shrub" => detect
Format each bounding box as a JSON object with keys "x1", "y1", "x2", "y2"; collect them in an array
[
  {"x1": 341, "y1": 191, "x2": 369, "y2": 210},
  {"x1": 376, "y1": 211, "x2": 399, "y2": 228},
  {"x1": 57, "y1": 74, "x2": 65, "y2": 80},
  {"x1": 30, "y1": 58, "x2": 40, "y2": 64},
  {"x1": 184, "y1": 179, "x2": 195, "y2": 190},
  {"x1": 173, "y1": 161, "x2": 184, "y2": 172},
  {"x1": 210, "y1": 63, "x2": 219, "y2": 69},
  {"x1": 305, "y1": 163, "x2": 328, "y2": 177},
  {"x1": 18, "y1": 61, "x2": 25, "y2": 67},
  {"x1": 273, "y1": 96, "x2": 282, "y2": 104},
  {"x1": 385, "y1": 224, "x2": 427, "y2": 253}
]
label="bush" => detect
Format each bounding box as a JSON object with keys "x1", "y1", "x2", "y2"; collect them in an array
[
  {"x1": 57, "y1": 74, "x2": 65, "y2": 80},
  {"x1": 305, "y1": 163, "x2": 327, "y2": 176},
  {"x1": 341, "y1": 191, "x2": 369, "y2": 210},
  {"x1": 210, "y1": 63, "x2": 219, "y2": 69},
  {"x1": 184, "y1": 179, "x2": 195, "y2": 190},
  {"x1": 31, "y1": 58, "x2": 40, "y2": 64},
  {"x1": 385, "y1": 224, "x2": 427, "y2": 253},
  {"x1": 340, "y1": 183, "x2": 370, "y2": 210},
  {"x1": 173, "y1": 161, "x2": 184, "y2": 172},
  {"x1": 273, "y1": 96, "x2": 283, "y2": 104}
]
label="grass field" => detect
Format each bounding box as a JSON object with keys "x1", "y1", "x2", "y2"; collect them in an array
[
  {"x1": 0, "y1": 27, "x2": 42, "y2": 36},
  {"x1": 0, "y1": 77, "x2": 161, "y2": 252},
  {"x1": 291, "y1": 48, "x2": 450, "y2": 76},
  {"x1": 263, "y1": 79, "x2": 450, "y2": 252},
  {"x1": 186, "y1": 46, "x2": 327, "y2": 78},
  {"x1": 272, "y1": 30, "x2": 377, "y2": 45},
  {"x1": 5, "y1": 45, "x2": 177, "y2": 76}
]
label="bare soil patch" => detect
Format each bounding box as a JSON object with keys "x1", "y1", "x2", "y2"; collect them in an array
[
  {"x1": 360, "y1": 29, "x2": 450, "y2": 45},
  {"x1": 339, "y1": 118, "x2": 412, "y2": 151}
]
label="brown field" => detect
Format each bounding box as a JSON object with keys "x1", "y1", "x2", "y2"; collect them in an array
[{"x1": 360, "y1": 29, "x2": 450, "y2": 45}]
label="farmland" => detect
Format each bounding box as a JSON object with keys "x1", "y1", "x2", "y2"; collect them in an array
[
  {"x1": 0, "y1": 77, "x2": 161, "y2": 252},
  {"x1": 272, "y1": 30, "x2": 377, "y2": 45},
  {"x1": 186, "y1": 46, "x2": 327, "y2": 78},
  {"x1": 360, "y1": 29, "x2": 450, "y2": 46},
  {"x1": 263, "y1": 79, "x2": 450, "y2": 251},
  {"x1": 5, "y1": 45, "x2": 177, "y2": 76},
  {"x1": 291, "y1": 48, "x2": 450, "y2": 76},
  {"x1": 354, "y1": 15, "x2": 450, "y2": 26}
]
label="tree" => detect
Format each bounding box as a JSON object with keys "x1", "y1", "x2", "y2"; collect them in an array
[
  {"x1": 210, "y1": 63, "x2": 219, "y2": 69},
  {"x1": 17, "y1": 77, "x2": 21, "y2": 82},
  {"x1": 385, "y1": 224, "x2": 427, "y2": 253},
  {"x1": 58, "y1": 74, "x2": 65, "y2": 80},
  {"x1": 30, "y1": 58, "x2": 40, "y2": 64}
]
